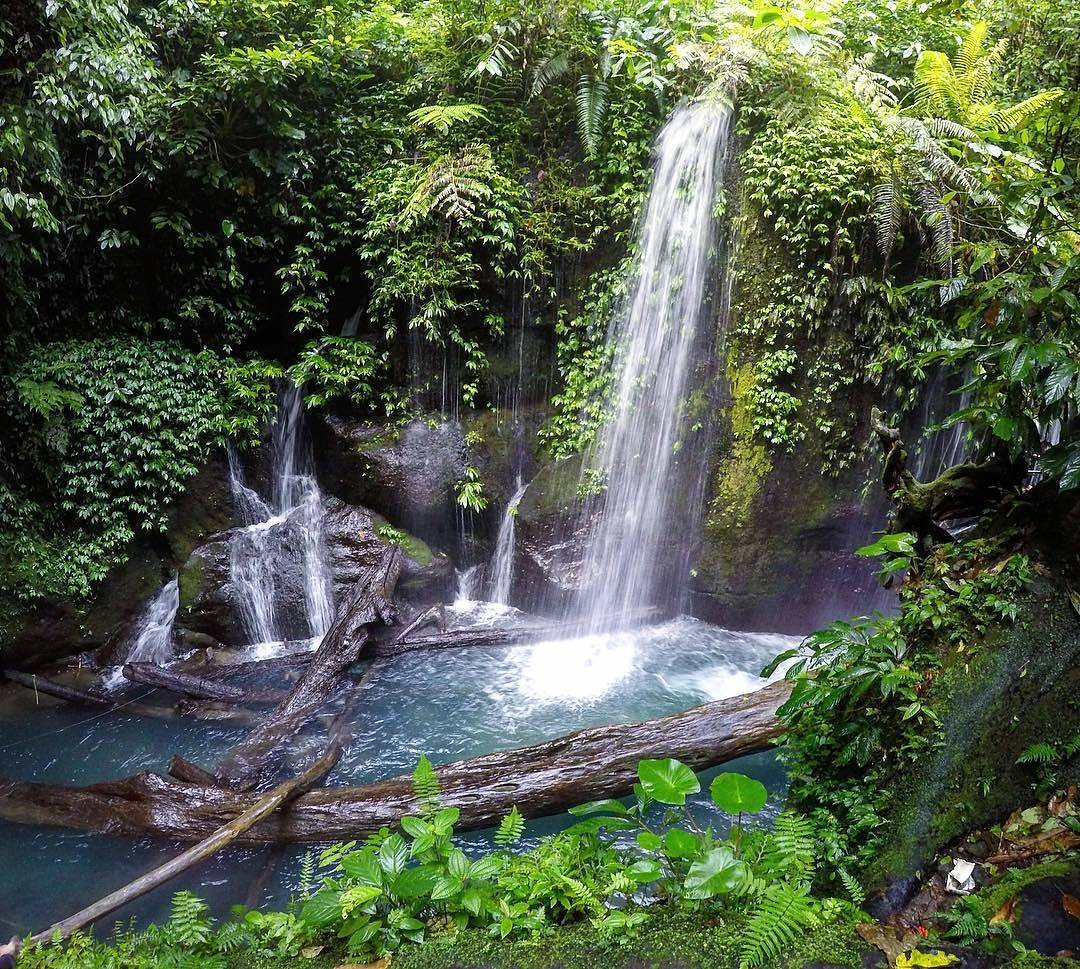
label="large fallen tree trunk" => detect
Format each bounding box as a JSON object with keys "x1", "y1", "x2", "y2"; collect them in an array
[
  {"x1": 214, "y1": 547, "x2": 403, "y2": 789},
  {"x1": 122, "y1": 663, "x2": 285, "y2": 705},
  {"x1": 0, "y1": 678, "x2": 789, "y2": 844},
  {"x1": 30, "y1": 739, "x2": 343, "y2": 944}
]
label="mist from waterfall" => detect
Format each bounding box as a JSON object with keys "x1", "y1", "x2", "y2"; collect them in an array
[
  {"x1": 574, "y1": 100, "x2": 732, "y2": 629},
  {"x1": 227, "y1": 385, "x2": 335, "y2": 648},
  {"x1": 488, "y1": 478, "x2": 528, "y2": 605}
]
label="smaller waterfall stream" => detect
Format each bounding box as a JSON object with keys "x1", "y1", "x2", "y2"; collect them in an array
[
  {"x1": 488, "y1": 478, "x2": 528, "y2": 605},
  {"x1": 103, "y1": 578, "x2": 179, "y2": 688},
  {"x1": 227, "y1": 386, "x2": 335, "y2": 650}
]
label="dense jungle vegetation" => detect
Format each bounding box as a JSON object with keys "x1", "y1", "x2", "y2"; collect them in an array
[{"x1": 2, "y1": 0, "x2": 1080, "y2": 964}]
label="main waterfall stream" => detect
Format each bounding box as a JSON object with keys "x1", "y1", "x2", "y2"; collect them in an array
[{"x1": 0, "y1": 99, "x2": 805, "y2": 936}]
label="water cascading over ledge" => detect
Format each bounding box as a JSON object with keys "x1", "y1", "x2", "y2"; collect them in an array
[
  {"x1": 227, "y1": 385, "x2": 336, "y2": 650},
  {"x1": 574, "y1": 99, "x2": 734, "y2": 629}
]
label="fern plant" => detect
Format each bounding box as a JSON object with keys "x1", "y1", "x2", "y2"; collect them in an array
[
  {"x1": 411, "y1": 752, "x2": 442, "y2": 817},
  {"x1": 739, "y1": 883, "x2": 819, "y2": 968}
]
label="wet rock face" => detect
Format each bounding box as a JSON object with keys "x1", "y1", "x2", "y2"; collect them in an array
[
  {"x1": 512, "y1": 456, "x2": 587, "y2": 614},
  {"x1": 177, "y1": 495, "x2": 450, "y2": 647},
  {"x1": 5, "y1": 457, "x2": 235, "y2": 666},
  {"x1": 316, "y1": 416, "x2": 465, "y2": 544}
]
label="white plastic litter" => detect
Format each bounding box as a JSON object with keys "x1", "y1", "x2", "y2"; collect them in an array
[{"x1": 946, "y1": 858, "x2": 976, "y2": 894}]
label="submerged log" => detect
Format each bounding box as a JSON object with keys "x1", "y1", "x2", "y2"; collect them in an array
[
  {"x1": 0, "y1": 679, "x2": 789, "y2": 844},
  {"x1": 30, "y1": 739, "x2": 343, "y2": 944},
  {"x1": 214, "y1": 547, "x2": 403, "y2": 789},
  {"x1": 1, "y1": 670, "x2": 257, "y2": 724},
  {"x1": 122, "y1": 663, "x2": 285, "y2": 705}
]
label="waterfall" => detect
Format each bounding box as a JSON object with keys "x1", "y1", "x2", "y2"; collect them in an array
[
  {"x1": 488, "y1": 478, "x2": 528, "y2": 605},
  {"x1": 227, "y1": 385, "x2": 335, "y2": 648},
  {"x1": 103, "y1": 578, "x2": 179, "y2": 688},
  {"x1": 124, "y1": 578, "x2": 179, "y2": 665},
  {"x1": 575, "y1": 100, "x2": 732, "y2": 628},
  {"x1": 911, "y1": 367, "x2": 970, "y2": 480}
]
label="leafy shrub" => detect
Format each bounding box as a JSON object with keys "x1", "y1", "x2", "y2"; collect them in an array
[{"x1": 1, "y1": 339, "x2": 277, "y2": 601}]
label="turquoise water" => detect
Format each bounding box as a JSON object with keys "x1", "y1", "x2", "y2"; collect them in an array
[{"x1": 0, "y1": 614, "x2": 795, "y2": 934}]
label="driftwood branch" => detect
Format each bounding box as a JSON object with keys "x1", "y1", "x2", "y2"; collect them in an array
[
  {"x1": 214, "y1": 548, "x2": 403, "y2": 789},
  {"x1": 373, "y1": 608, "x2": 662, "y2": 659},
  {"x1": 1, "y1": 670, "x2": 257, "y2": 724},
  {"x1": 0, "y1": 679, "x2": 789, "y2": 844},
  {"x1": 29, "y1": 740, "x2": 342, "y2": 945}
]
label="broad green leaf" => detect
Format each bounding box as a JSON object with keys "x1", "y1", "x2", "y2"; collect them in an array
[
  {"x1": 340, "y1": 849, "x2": 382, "y2": 885},
  {"x1": 710, "y1": 773, "x2": 768, "y2": 814},
  {"x1": 663, "y1": 827, "x2": 701, "y2": 859},
  {"x1": 684, "y1": 846, "x2": 744, "y2": 897},
  {"x1": 300, "y1": 888, "x2": 341, "y2": 927},
  {"x1": 636, "y1": 831, "x2": 662, "y2": 851},
  {"x1": 637, "y1": 759, "x2": 700, "y2": 805},
  {"x1": 625, "y1": 859, "x2": 663, "y2": 884},
  {"x1": 568, "y1": 798, "x2": 631, "y2": 817}
]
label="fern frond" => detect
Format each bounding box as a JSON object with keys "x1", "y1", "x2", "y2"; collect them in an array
[
  {"x1": 576, "y1": 76, "x2": 609, "y2": 158},
  {"x1": 494, "y1": 805, "x2": 525, "y2": 847},
  {"x1": 1016, "y1": 741, "x2": 1057, "y2": 764},
  {"x1": 916, "y1": 180, "x2": 954, "y2": 275},
  {"x1": 167, "y1": 891, "x2": 214, "y2": 949},
  {"x1": 913, "y1": 50, "x2": 958, "y2": 118},
  {"x1": 530, "y1": 52, "x2": 569, "y2": 98},
  {"x1": 408, "y1": 103, "x2": 489, "y2": 134},
  {"x1": 837, "y1": 867, "x2": 866, "y2": 906},
  {"x1": 990, "y1": 89, "x2": 1065, "y2": 133},
  {"x1": 768, "y1": 812, "x2": 816, "y2": 882},
  {"x1": 739, "y1": 883, "x2": 818, "y2": 968},
  {"x1": 411, "y1": 753, "x2": 442, "y2": 816},
  {"x1": 870, "y1": 180, "x2": 901, "y2": 261}
]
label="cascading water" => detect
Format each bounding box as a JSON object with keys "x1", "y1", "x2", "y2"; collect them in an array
[
  {"x1": 103, "y1": 578, "x2": 180, "y2": 688},
  {"x1": 125, "y1": 578, "x2": 180, "y2": 665},
  {"x1": 227, "y1": 385, "x2": 335, "y2": 649},
  {"x1": 911, "y1": 367, "x2": 970, "y2": 480},
  {"x1": 488, "y1": 478, "x2": 528, "y2": 605},
  {"x1": 574, "y1": 100, "x2": 732, "y2": 628}
]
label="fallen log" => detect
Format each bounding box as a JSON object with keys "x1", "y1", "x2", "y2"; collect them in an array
[
  {"x1": 214, "y1": 547, "x2": 403, "y2": 789},
  {"x1": 394, "y1": 604, "x2": 447, "y2": 644},
  {"x1": 123, "y1": 663, "x2": 285, "y2": 705},
  {"x1": 30, "y1": 739, "x2": 342, "y2": 945},
  {"x1": 184, "y1": 651, "x2": 316, "y2": 679},
  {"x1": 0, "y1": 679, "x2": 790, "y2": 845},
  {"x1": 372, "y1": 609, "x2": 658, "y2": 658},
  {"x1": 1, "y1": 670, "x2": 257, "y2": 724}
]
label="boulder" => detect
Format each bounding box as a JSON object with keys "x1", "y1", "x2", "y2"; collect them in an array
[
  {"x1": 177, "y1": 495, "x2": 449, "y2": 647},
  {"x1": 315, "y1": 416, "x2": 466, "y2": 544}
]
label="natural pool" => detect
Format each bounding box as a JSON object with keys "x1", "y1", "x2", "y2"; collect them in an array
[{"x1": 0, "y1": 611, "x2": 796, "y2": 935}]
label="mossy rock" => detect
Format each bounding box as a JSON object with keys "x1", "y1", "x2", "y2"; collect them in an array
[
  {"x1": 2, "y1": 455, "x2": 234, "y2": 666},
  {"x1": 869, "y1": 578, "x2": 1080, "y2": 887}
]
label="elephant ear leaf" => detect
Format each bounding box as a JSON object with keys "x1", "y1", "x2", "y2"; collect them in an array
[
  {"x1": 637, "y1": 759, "x2": 700, "y2": 805},
  {"x1": 710, "y1": 773, "x2": 767, "y2": 814}
]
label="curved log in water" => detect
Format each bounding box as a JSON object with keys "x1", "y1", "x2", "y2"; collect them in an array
[
  {"x1": 32, "y1": 739, "x2": 344, "y2": 944},
  {"x1": 214, "y1": 547, "x2": 403, "y2": 789},
  {"x1": 0, "y1": 679, "x2": 789, "y2": 844}
]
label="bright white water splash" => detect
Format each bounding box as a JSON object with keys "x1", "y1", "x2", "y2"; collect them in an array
[
  {"x1": 227, "y1": 385, "x2": 335, "y2": 648},
  {"x1": 103, "y1": 578, "x2": 179, "y2": 689},
  {"x1": 487, "y1": 478, "x2": 528, "y2": 605},
  {"x1": 576, "y1": 101, "x2": 732, "y2": 628}
]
